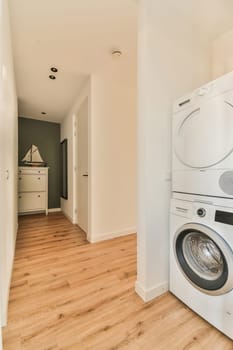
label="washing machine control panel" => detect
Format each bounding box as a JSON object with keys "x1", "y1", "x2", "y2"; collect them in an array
[{"x1": 197, "y1": 208, "x2": 206, "y2": 217}]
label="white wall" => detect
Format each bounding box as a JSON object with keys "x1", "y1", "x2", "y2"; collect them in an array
[
  {"x1": 136, "y1": 0, "x2": 211, "y2": 301},
  {"x1": 90, "y1": 65, "x2": 137, "y2": 242},
  {"x1": 0, "y1": 0, "x2": 18, "y2": 327},
  {"x1": 212, "y1": 28, "x2": 233, "y2": 79},
  {"x1": 61, "y1": 79, "x2": 91, "y2": 225},
  {"x1": 61, "y1": 60, "x2": 137, "y2": 242}
]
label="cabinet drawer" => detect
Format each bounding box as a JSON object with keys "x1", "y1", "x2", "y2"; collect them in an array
[
  {"x1": 18, "y1": 168, "x2": 47, "y2": 175},
  {"x1": 18, "y1": 174, "x2": 46, "y2": 192},
  {"x1": 18, "y1": 192, "x2": 45, "y2": 212}
]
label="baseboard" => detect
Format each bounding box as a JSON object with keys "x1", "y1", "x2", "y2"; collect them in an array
[
  {"x1": 1, "y1": 226, "x2": 18, "y2": 327},
  {"x1": 90, "y1": 227, "x2": 136, "y2": 243},
  {"x1": 62, "y1": 211, "x2": 74, "y2": 224},
  {"x1": 135, "y1": 280, "x2": 168, "y2": 302},
  {"x1": 48, "y1": 208, "x2": 61, "y2": 213}
]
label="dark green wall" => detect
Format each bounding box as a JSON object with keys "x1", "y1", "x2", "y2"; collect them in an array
[{"x1": 18, "y1": 117, "x2": 61, "y2": 209}]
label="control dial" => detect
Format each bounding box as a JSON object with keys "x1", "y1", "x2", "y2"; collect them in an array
[{"x1": 197, "y1": 208, "x2": 206, "y2": 217}]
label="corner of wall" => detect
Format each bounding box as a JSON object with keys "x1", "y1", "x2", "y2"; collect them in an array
[
  {"x1": 135, "y1": 280, "x2": 169, "y2": 303},
  {"x1": 89, "y1": 227, "x2": 136, "y2": 243},
  {"x1": 211, "y1": 27, "x2": 233, "y2": 80},
  {"x1": 0, "y1": 0, "x2": 18, "y2": 329}
]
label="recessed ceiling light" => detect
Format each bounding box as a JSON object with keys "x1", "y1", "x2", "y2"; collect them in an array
[
  {"x1": 112, "y1": 50, "x2": 122, "y2": 57},
  {"x1": 41, "y1": 112, "x2": 47, "y2": 115},
  {"x1": 50, "y1": 67, "x2": 58, "y2": 73},
  {"x1": 49, "y1": 75, "x2": 56, "y2": 80}
]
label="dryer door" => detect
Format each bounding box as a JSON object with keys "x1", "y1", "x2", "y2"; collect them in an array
[
  {"x1": 174, "y1": 223, "x2": 233, "y2": 295},
  {"x1": 174, "y1": 92, "x2": 233, "y2": 169}
]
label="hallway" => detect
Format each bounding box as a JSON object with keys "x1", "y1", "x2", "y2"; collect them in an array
[{"x1": 3, "y1": 214, "x2": 232, "y2": 350}]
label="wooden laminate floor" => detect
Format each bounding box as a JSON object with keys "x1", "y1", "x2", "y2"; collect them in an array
[{"x1": 3, "y1": 213, "x2": 233, "y2": 350}]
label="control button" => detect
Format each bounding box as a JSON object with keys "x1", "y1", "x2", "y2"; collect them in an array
[{"x1": 197, "y1": 208, "x2": 206, "y2": 217}]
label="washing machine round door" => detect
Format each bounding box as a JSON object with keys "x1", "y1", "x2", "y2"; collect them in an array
[
  {"x1": 174, "y1": 92, "x2": 233, "y2": 168},
  {"x1": 174, "y1": 223, "x2": 233, "y2": 295}
]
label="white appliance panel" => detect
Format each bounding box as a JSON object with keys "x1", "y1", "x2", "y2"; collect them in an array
[
  {"x1": 174, "y1": 92, "x2": 233, "y2": 169},
  {"x1": 170, "y1": 248, "x2": 233, "y2": 340},
  {"x1": 170, "y1": 197, "x2": 233, "y2": 339},
  {"x1": 172, "y1": 71, "x2": 233, "y2": 198},
  {"x1": 172, "y1": 169, "x2": 233, "y2": 199}
]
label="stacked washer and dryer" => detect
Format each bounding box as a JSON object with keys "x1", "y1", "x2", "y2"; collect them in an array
[{"x1": 170, "y1": 71, "x2": 233, "y2": 339}]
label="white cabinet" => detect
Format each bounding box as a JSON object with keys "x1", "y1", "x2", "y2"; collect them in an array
[
  {"x1": 19, "y1": 174, "x2": 46, "y2": 192},
  {"x1": 18, "y1": 167, "x2": 48, "y2": 215}
]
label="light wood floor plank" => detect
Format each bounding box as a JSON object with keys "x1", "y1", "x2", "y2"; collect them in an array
[{"x1": 3, "y1": 213, "x2": 233, "y2": 349}]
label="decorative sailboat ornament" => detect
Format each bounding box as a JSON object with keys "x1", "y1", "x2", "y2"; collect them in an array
[{"x1": 21, "y1": 144, "x2": 46, "y2": 167}]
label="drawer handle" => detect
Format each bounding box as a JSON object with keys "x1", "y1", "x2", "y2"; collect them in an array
[
  {"x1": 38, "y1": 177, "x2": 40, "y2": 180},
  {"x1": 19, "y1": 177, "x2": 22, "y2": 180},
  {"x1": 38, "y1": 195, "x2": 40, "y2": 198},
  {"x1": 19, "y1": 196, "x2": 22, "y2": 199}
]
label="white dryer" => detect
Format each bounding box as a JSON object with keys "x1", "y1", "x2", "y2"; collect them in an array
[
  {"x1": 170, "y1": 195, "x2": 233, "y2": 339},
  {"x1": 172, "y1": 71, "x2": 233, "y2": 199}
]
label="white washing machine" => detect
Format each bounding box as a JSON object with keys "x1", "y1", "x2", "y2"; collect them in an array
[
  {"x1": 172, "y1": 71, "x2": 233, "y2": 199},
  {"x1": 170, "y1": 195, "x2": 233, "y2": 339}
]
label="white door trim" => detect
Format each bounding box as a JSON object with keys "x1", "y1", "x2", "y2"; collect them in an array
[{"x1": 72, "y1": 87, "x2": 92, "y2": 242}]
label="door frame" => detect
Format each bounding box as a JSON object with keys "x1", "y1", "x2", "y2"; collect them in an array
[{"x1": 72, "y1": 93, "x2": 92, "y2": 242}]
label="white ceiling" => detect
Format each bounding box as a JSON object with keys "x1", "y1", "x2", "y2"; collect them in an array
[
  {"x1": 9, "y1": 0, "x2": 233, "y2": 123},
  {"x1": 173, "y1": 0, "x2": 233, "y2": 42},
  {"x1": 9, "y1": 0, "x2": 138, "y2": 123}
]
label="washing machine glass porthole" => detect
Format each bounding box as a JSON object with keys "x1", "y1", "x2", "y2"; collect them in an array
[
  {"x1": 175, "y1": 228, "x2": 229, "y2": 292},
  {"x1": 182, "y1": 232, "x2": 224, "y2": 281}
]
